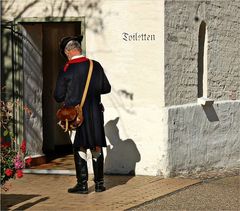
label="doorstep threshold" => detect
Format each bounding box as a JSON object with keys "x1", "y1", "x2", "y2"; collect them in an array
[{"x1": 23, "y1": 169, "x2": 76, "y2": 175}]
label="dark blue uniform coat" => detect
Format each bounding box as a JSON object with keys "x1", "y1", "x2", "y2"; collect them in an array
[{"x1": 54, "y1": 58, "x2": 111, "y2": 149}]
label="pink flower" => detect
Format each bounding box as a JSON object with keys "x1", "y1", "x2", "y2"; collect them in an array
[
  {"x1": 25, "y1": 157, "x2": 32, "y2": 166},
  {"x1": 5, "y1": 169, "x2": 13, "y2": 177},
  {"x1": 20, "y1": 139, "x2": 26, "y2": 154},
  {"x1": 16, "y1": 170, "x2": 23, "y2": 178},
  {"x1": 14, "y1": 154, "x2": 24, "y2": 169}
]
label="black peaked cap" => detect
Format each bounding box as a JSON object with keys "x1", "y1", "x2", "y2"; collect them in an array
[{"x1": 59, "y1": 35, "x2": 83, "y2": 58}]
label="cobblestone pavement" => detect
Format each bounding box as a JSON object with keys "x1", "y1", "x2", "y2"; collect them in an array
[{"x1": 1, "y1": 174, "x2": 199, "y2": 211}]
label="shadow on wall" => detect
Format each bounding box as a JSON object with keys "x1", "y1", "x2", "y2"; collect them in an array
[
  {"x1": 104, "y1": 117, "x2": 141, "y2": 175},
  {"x1": 202, "y1": 104, "x2": 219, "y2": 122}
]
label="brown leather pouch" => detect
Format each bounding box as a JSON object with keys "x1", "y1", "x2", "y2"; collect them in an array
[{"x1": 56, "y1": 105, "x2": 84, "y2": 132}]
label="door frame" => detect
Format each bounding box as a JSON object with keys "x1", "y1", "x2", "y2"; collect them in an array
[
  {"x1": 16, "y1": 17, "x2": 86, "y2": 54},
  {"x1": 13, "y1": 17, "x2": 85, "y2": 157}
]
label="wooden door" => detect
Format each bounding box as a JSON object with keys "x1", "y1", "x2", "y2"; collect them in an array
[{"x1": 42, "y1": 22, "x2": 81, "y2": 154}]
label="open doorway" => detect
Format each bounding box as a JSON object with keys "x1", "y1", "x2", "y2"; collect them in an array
[
  {"x1": 21, "y1": 21, "x2": 82, "y2": 161},
  {"x1": 42, "y1": 22, "x2": 81, "y2": 157}
]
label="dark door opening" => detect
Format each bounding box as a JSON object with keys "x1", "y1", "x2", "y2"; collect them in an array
[{"x1": 42, "y1": 22, "x2": 81, "y2": 157}]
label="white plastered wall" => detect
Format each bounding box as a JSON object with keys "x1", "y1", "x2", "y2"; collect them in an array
[
  {"x1": 86, "y1": 0, "x2": 167, "y2": 176},
  {"x1": 2, "y1": 0, "x2": 167, "y2": 176}
]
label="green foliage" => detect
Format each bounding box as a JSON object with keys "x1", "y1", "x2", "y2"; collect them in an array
[
  {"x1": 1, "y1": 145, "x2": 18, "y2": 185},
  {"x1": 3, "y1": 130, "x2": 9, "y2": 136}
]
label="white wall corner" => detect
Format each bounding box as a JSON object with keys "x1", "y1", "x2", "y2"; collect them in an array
[{"x1": 157, "y1": 107, "x2": 170, "y2": 177}]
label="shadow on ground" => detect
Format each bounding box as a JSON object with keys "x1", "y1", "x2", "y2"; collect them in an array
[
  {"x1": 86, "y1": 175, "x2": 134, "y2": 192},
  {"x1": 104, "y1": 175, "x2": 135, "y2": 190},
  {"x1": 1, "y1": 194, "x2": 49, "y2": 211}
]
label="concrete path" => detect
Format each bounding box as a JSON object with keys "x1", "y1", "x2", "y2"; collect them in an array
[
  {"x1": 1, "y1": 174, "x2": 199, "y2": 211},
  {"x1": 130, "y1": 176, "x2": 240, "y2": 211}
]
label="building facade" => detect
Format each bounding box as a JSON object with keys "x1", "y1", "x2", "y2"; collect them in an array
[{"x1": 1, "y1": 0, "x2": 239, "y2": 176}]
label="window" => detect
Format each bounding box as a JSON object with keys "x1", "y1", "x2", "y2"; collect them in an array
[{"x1": 198, "y1": 21, "x2": 208, "y2": 98}]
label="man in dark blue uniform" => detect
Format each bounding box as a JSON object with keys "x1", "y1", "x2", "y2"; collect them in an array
[{"x1": 54, "y1": 36, "x2": 111, "y2": 194}]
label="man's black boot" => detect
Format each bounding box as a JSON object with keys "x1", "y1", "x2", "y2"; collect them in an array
[
  {"x1": 92, "y1": 149, "x2": 106, "y2": 192},
  {"x1": 68, "y1": 182, "x2": 88, "y2": 194},
  {"x1": 95, "y1": 181, "x2": 106, "y2": 192},
  {"x1": 68, "y1": 149, "x2": 88, "y2": 194}
]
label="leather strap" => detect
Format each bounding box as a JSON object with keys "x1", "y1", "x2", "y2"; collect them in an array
[{"x1": 80, "y1": 59, "x2": 93, "y2": 108}]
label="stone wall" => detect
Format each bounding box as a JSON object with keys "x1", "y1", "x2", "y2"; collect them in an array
[
  {"x1": 167, "y1": 101, "x2": 240, "y2": 176},
  {"x1": 165, "y1": 0, "x2": 240, "y2": 175},
  {"x1": 165, "y1": 0, "x2": 240, "y2": 106}
]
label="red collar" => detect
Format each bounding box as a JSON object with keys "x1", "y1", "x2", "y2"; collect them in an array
[{"x1": 64, "y1": 57, "x2": 89, "y2": 72}]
